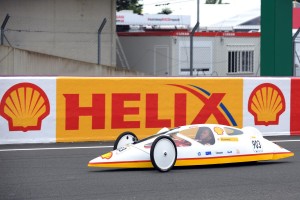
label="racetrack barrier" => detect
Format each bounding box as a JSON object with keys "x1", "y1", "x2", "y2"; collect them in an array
[{"x1": 0, "y1": 77, "x2": 299, "y2": 144}]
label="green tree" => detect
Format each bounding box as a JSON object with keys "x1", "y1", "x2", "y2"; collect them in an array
[
  {"x1": 158, "y1": 8, "x2": 172, "y2": 15},
  {"x1": 116, "y1": 0, "x2": 143, "y2": 14},
  {"x1": 205, "y1": 0, "x2": 222, "y2": 4}
]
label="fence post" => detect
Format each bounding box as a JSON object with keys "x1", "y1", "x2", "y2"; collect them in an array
[
  {"x1": 190, "y1": 22, "x2": 199, "y2": 76},
  {"x1": 1, "y1": 14, "x2": 10, "y2": 45},
  {"x1": 98, "y1": 18, "x2": 107, "y2": 65}
]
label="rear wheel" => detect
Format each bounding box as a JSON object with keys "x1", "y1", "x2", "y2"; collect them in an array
[
  {"x1": 150, "y1": 136, "x2": 177, "y2": 172},
  {"x1": 113, "y1": 132, "x2": 138, "y2": 150}
]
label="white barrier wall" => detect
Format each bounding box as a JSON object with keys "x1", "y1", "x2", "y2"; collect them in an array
[
  {"x1": 0, "y1": 77, "x2": 56, "y2": 144},
  {"x1": 243, "y1": 78, "x2": 291, "y2": 136},
  {"x1": 0, "y1": 77, "x2": 299, "y2": 144}
]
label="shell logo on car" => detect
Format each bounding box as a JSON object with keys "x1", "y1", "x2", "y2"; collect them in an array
[
  {"x1": 0, "y1": 82, "x2": 50, "y2": 132},
  {"x1": 101, "y1": 152, "x2": 113, "y2": 159},
  {"x1": 248, "y1": 83, "x2": 285, "y2": 126},
  {"x1": 214, "y1": 127, "x2": 224, "y2": 135}
]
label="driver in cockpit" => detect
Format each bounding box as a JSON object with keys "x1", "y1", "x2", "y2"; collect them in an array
[{"x1": 195, "y1": 127, "x2": 215, "y2": 145}]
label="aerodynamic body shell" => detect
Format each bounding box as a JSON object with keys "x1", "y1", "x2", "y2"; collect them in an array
[{"x1": 88, "y1": 124, "x2": 294, "y2": 169}]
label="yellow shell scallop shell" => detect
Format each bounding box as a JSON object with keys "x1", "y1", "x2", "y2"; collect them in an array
[
  {"x1": 0, "y1": 83, "x2": 50, "y2": 132},
  {"x1": 248, "y1": 83, "x2": 285, "y2": 126}
]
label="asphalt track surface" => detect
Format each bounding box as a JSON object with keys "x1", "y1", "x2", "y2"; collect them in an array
[{"x1": 1, "y1": 136, "x2": 300, "y2": 200}]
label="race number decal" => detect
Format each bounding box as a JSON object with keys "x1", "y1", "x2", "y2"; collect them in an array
[
  {"x1": 252, "y1": 140, "x2": 263, "y2": 153},
  {"x1": 118, "y1": 146, "x2": 127, "y2": 152}
]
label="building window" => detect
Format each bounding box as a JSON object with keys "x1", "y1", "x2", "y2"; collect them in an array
[
  {"x1": 228, "y1": 50, "x2": 254, "y2": 73},
  {"x1": 179, "y1": 41, "x2": 212, "y2": 75}
]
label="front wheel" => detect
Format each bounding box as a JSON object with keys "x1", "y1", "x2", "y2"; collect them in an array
[
  {"x1": 150, "y1": 136, "x2": 177, "y2": 172},
  {"x1": 113, "y1": 132, "x2": 138, "y2": 150}
]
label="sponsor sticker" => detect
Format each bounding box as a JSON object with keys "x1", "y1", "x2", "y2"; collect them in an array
[
  {"x1": 251, "y1": 139, "x2": 263, "y2": 153},
  {"x1": 205, "y1": 151, "x2": 212, "y2": 156},
  {"x1": 214, "y1": 127, "x2": 224, "y2": 135},
  {"x1": 220, "y1": 137, "x2": 238, "y2": 142},
  {"x1": 117, "y1": 146, "x2": 128, "y2": 153},
  {"x1": 101, "y1": 152, "x2": 113, "y2": 159}
]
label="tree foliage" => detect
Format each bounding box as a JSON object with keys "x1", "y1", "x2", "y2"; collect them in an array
[
  {"x1": 205, "y1": 0, "x2": 222, "y2": 4},
  {"x1": 116, "y1": 0, "x2": 143, "y2": 14},
  {"x1": 158, "y1": 8, "x2": 172, "y2": 15}
]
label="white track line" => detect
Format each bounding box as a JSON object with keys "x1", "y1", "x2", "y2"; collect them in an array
[
  {"x1": 0, "y1": 139, "x2": 299, "y2": 152},
  {"x1": 0, "y1": 145, "x2": 113, "y2": 152},
  {"x1": 271, "y1": 140, "x2": 300, "y2": 143}
]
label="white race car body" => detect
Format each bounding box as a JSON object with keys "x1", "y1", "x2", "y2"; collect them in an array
[{"x1": 88, "y1": 124, "x2": 294, "y2": 169}]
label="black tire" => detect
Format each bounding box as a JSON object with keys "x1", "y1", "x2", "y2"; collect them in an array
[
  {"x1": 113, "y1": 131, "x2": 138, "y2": 150},
  {"x1": 150, "y1": 136, "x2": 177, "y2": 172}
]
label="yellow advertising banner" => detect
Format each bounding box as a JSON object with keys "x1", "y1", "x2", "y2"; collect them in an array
[{"x1": 56, "y1": 78, "x2": 243, "y2": 142}]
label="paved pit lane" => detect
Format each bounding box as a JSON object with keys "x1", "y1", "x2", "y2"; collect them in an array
[{"x1": 0, "y1": 136, "x2": 300, "y2": 200}]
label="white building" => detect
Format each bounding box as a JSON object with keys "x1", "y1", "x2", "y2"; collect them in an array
[{"x1": 117, "y1": 31, "x2": 260, "y2": 76}]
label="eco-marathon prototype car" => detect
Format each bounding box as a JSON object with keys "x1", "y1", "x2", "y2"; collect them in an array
[{"x1": 88, "y1": 124, "x2": 294, "y2": 172}]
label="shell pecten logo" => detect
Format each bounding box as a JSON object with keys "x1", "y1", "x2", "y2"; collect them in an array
[
  {"x1": 0, "y1": 83, "x2": 50, "y2": 132},
  {"x1": 214, "y1": 127, "x2": 224, "y2": 135},
  {"x1": 248, "y1": 83, "x2": 285, "y2": 126},
  {"x1": 101, "y1": 152, "x2": 113, "y2": 159}
]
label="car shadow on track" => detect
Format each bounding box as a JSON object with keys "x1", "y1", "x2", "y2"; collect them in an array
[
  {"x1": 88, "y1": 161, "x2": 291, "y2": 173},
  {"x1": 88, "y1": 168, "x2": 154, "y2": 173},
  {"x1": 173, "y1": 161, "x2": 291, "y2": 170}
]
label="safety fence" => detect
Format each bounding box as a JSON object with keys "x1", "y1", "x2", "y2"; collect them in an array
[
  {"x1": 0, "y1": 13, "x2": 114, "y2": 66},
  {"x1": 294, "y1": 30, "x2": 300, "y2": 74}
]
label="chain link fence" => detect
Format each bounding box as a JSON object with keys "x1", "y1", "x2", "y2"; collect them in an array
[
  {"x1": 181, "y1": 30, "x2": 261, "y2": 77},
  {"x1": 295, "y1": 43, "x2": 300, "y2": 68},
  {"x1": 0, "y1": 14, "x2": 263, "y2": 77},
  {"x1": 294, "y1": 30, "x2": 300, "y2": 75}
]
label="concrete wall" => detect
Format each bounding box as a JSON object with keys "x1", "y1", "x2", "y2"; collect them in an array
[
  {"x1": 0, "y1": 46, "x2": 143, "y2": 76},
  {"x1": 0, "y1": 0, "x2": 116, "y2": 66}
]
